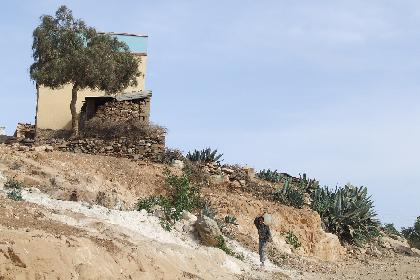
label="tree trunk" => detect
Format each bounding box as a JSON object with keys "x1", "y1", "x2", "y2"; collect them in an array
[{"x1": 70, "y1": 85, "x2": 79, "y2": 138}]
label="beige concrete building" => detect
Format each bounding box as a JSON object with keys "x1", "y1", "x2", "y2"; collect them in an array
[{"x1": 35, "y1": 33, "x2": 150, "y2": 131}]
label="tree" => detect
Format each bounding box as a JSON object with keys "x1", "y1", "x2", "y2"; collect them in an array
[{"x1": 30, "y1": 6, "x2": 139, "y2": 136}]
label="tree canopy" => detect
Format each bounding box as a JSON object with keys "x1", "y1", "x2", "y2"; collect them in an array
[{"x1": 30, "y1": 5, "x2": 140, "y2": 135}]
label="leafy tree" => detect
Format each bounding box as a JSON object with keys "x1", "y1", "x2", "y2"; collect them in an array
[{"x1": 30, "y1": 6, "x2": 139, "y2": 136}]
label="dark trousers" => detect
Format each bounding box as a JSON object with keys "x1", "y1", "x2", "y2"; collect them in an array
[{"x1": 259, "y1": 239, "x2": 267, "y2": 263}]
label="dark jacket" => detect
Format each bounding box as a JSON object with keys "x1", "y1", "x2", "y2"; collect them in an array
[{"x1": 256, "y1": 222, "x2": 271, "y2": 242}]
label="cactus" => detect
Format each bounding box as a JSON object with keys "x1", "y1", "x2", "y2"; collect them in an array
[
  {"x1": 298, "y1": 173, "x2": 319, "y2": 194},
  {"x1": 257, "y1": 169, "x2": 283, "y2": 183},
  {"x1": 273, "y1": 178, "x2": 305, "y2": 209},
  {"x1": 186, "y1": 148, "x2": 223, "y2": 164}
]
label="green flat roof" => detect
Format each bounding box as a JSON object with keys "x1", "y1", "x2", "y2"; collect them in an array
[{"x1": 110, "y1": 33, "x2": 148, "y2": 54}]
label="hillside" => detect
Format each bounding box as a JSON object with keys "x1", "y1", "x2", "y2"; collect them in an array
[{"x1": 0, "y1": 145, "x2": 420, "y2": 279}]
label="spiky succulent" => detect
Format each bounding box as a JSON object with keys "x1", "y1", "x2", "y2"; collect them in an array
[
  {"x1": 298, "y1": 173, "x2": 319, "y2": 194},
  {"x1": 273, "y1": 179, "x2": 305, "y2": 209},
  {"x1": 257, "y1": 169, "x2": 283, "y2": 183},
  {"x1": 311, "y1": 184, "x2": 380, "y2": 245},
  {"x1": 186, "y1": 148, "x2": 223, "y2": 164}
]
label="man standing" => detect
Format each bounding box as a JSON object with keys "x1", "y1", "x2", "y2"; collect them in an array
[{"x1": 254, "y1": 215, "x2": 272, "y2": 267}]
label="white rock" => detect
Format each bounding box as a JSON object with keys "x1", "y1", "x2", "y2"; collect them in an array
[
  {"x1": 34, "y1": 145, "x2": 46, "y2": 152},
  {"x1": 45, "y1": 145, "x2": 54, "y2": 152},
  {"x1": 182, "y1": 210, "x2": 197, "y2": 222},
  {"x1": 171, "y1": 160, "x2": 184, "y2": 170}
]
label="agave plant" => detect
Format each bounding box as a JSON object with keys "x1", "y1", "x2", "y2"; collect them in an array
[
  {"x1": 298, "y1": 173, "x2": 319, "y2": 194},
  {"x1": 257, "y1": 169, "x2": 283, "y2": 183},
  {"x1": 311, "y1": 184, "x2": 380, "y2": 245},
  {"x1": 273, "y1": 179, "x2": 305, "y2": 209},
  {"x1": 186, "y1": 148, "x2": 223, "y2": 164}
]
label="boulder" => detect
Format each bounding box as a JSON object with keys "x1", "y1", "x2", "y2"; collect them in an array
[
  {"x1": 194, "y1": 215, "x2": 222, "y2": 247},
  {"x1": 380, "y1": 236, "x2": 414, "y2": 255},
  {"x1": 412, "y1": 248, "x2": 420, "y2": 256}
]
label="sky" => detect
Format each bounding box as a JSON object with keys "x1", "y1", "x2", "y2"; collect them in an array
[{"x1": 0, "y1": 1, "x2": 419, "y2": 228}]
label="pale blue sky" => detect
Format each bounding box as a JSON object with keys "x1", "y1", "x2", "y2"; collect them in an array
[{"x1": 0, "y1": 1, "x2": 419, "y2": 228}]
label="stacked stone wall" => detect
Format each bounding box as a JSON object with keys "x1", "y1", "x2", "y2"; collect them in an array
[{"x1": 34, "y1": 98, "x2": 165, "y2": 161}]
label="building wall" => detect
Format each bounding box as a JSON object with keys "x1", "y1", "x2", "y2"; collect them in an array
[{"x1": 36, "y1": 55, "x2": 147, "y2": 130}]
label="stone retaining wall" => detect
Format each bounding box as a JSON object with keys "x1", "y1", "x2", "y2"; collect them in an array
[{"x1": 34, "y1": 98, "x2": 165, "y2": 161}]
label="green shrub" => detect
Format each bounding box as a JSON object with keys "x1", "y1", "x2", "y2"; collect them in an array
[
  {"x1": 402, "y1": 216, "x2": 420, "y2": 249},
  {"x1": 273, "y1": 179, "x2": 305, "y2": 209},
  {"x1": 285, "y1": 231, "x2": 301, "y2": 249},
  {"x1": 224, "y1": 215, "x2": 238, "y2": 225},
  {"x1": 4, "y1": 179, "x2": 24, "y2": 201},
  {"x1": 257, "y1": 169, "x2": 283, "y2": 183},
  {"x1": 137, "y1": 170, "x2": 202, "y2": 231},
  {"x1": 311, "y1": 184, "x2": 380, "y2": 246},
  {"x1": 137, "y1": 196, "x2": 163, "y2": 213},
  {"x1": 7, "y1": 188, "x2": 23, "y2": 201},
  {"x1": 186, "y1": 148, "x2": 223, "y2": 164}
]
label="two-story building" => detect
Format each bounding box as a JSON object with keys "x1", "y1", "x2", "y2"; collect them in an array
[{"x1": 35, "y1": 32, "x2": 150, "y2": 131}]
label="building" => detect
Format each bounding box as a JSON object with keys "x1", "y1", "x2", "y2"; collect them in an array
[{"x1": 35, "y1": 33, "x2": 151, "y2": 131}]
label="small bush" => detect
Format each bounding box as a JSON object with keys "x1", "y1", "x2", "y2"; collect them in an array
[
  {"x1": 4, "y1": 179, "x2": 24, "y2": 190},
  {"x1": 285, "y1": 231, "x2": 301, "y2": 249},
  {"x1": 4, "y1": 179, "x2": 24, "y2": 201},
  {"x1": 7, "y1": 188, "x2": 23, "y2": 201},
  {"x1": 186, "y1": 148, "x2": 223, "y2": 164},
  {"x1": 137, "y1": 170, "x2": 202, "y2": 231},
  {"x1": 224, "y1": 215, "x2": 238, "y2": 225},
  {"x1": 273, "y1": 179, "x2": 305, "y2": 209},
  {"x1": 257, "y1": 169, "x2": 283, "y2": 183},
  {"x1": 402, "y1": 216, "x2": 420, "y2": 249},
  {"x1": 137, "y1": 196, "x2": 163, "y2": 213}
]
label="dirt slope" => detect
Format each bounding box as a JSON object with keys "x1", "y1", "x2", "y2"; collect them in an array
[{"x1": 1, "y1": 145, "x2": 419, "y2": 279}]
